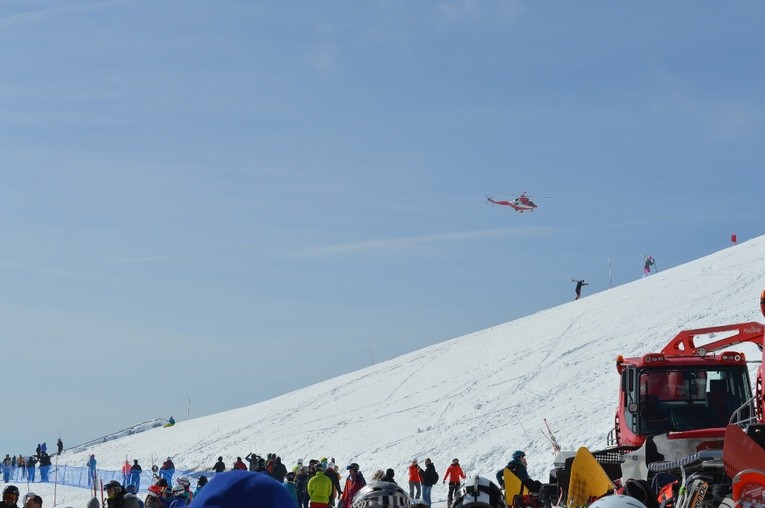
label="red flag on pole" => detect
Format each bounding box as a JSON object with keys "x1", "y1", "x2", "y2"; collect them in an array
[{"x1": 731, "y1": 233, "x2": 737, "y2": 243}]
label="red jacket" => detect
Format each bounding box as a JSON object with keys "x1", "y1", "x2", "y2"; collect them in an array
[
  {"x1": 408, "y1": 464, "x2": 422, "y2": 483},
  {"x1": 340, "y1": 472, "x2": 366, "y2": 506},
  {"x1": 443, "y1": 464, "x2": 465, "y2": 484}
]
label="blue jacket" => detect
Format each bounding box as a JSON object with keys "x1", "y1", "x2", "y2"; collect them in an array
[{"x1": 192, "y1": 471, "x2": 293, "y2": 508}]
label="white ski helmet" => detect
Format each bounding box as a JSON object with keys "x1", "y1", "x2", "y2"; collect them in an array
[
  {"x1": 453, "y1": 476, "x2": 505, "y2": 508},
  {"x1": 589, "y1": 495, "x2": 647, "y2": 508},
  {"x1": 352, "y1": 481, "x2": 411, "y2": 508}
]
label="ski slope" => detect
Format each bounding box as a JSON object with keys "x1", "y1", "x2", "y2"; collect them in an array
[{"x1": 43, "y1": 236, "x2": 765, "y2": 506}]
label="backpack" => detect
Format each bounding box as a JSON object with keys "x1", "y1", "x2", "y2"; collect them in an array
[{"x1": 513, "y1": 494, "x2": 541, "y2": 508}]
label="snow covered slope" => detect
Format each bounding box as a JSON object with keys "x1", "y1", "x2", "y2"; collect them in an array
[{"x1": 58, "y1": 237, "x2": 765, "y2": 484}]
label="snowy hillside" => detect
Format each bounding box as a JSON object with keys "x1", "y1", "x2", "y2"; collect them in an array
[{"x1": 57, "y1": 237, "x2": 765, "y2": 499}]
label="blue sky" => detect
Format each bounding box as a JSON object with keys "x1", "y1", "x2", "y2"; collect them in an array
[{"x1": 1, "y1": 0, "x2": 763, "y2": 454}]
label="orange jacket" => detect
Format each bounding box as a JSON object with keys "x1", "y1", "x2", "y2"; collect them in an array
[
  {"x1": 443, "y1": 464, "x2": 465, "y2": 484},
  {"x1": 408, "y1": 464, "x2": 422, "y2": 483}
]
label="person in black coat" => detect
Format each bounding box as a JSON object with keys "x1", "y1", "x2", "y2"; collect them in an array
[
  {"x1": 212, "y1": 457, "x2": 226, "y2": 473},
  {"x1": 574, "y1": 279, "x2": 588, "y2": 300},
  {"x1": 420, "y1": 459, "x2": 438, "y2": 507}
]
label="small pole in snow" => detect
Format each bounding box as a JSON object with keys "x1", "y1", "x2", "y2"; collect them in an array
[
  {"x1": 608, "y1": 257, "x2": 612, "y2": 289},
  {"x1": 188, "y1": 397, "x2": 191, "y2": 419},
  {"x1": 368, "y1": 345, "x2": 375, "y2": 365}
]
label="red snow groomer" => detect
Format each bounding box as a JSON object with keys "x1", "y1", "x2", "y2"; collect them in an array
[
  {"x1": 609, "y1": 295, "x2": 765, "y2": 483},
  {"x1": 545, "y1": 294, "x2": 765, "y2": 506}
]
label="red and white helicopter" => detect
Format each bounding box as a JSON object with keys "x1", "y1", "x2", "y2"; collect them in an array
[{"x1": 486, "y1": 192, "x2": 545, "y2": 213}]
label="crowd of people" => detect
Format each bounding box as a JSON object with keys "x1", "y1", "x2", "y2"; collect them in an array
[
  {"x1": 2, "y1": 441, "x2": 64, "y2": 485},
  {"x1": 1, "y1": 446, "x2": 649, "y2": 508},
  {"x1": 87, "y1": 450, "x2": 542, "y2": 508}
]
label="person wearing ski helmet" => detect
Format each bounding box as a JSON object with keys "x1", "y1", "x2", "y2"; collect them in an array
[
  {"x1": 194, "y1": 476, "x2": 208, "y2": 498},
  {"x1": 2, "y1": 486, "x2": 20, "y2": 508},
  {"x1": 497, "y1": 451, "x2": 541, "y2": 494},
  {"x1": 442, "y1": 459, "x2": 466, "y2": 508},
  {"x1": 105, "y1": 480, "x2": 126, "y2": 508},
  {"x1": 589, "y1": 494, "x2": 647, "y2": 508},
  {"x1": 452, "y1": 476, "x2": 505, "y2": 508},
  {"x1": 340, "y1": 463, "x2": 366, "y2": 508},
  {"x1": 352, "y1": 481, "x2": 410, "y2": 508}
]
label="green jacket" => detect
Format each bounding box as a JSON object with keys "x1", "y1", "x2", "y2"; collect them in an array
[{"x1": 307, "y1": 471, "x2": 333, "y2": 503}]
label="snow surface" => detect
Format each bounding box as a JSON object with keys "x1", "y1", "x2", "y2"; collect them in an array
[{"x1": 35, "y1": 236, "x2": 765, "y2": 506}]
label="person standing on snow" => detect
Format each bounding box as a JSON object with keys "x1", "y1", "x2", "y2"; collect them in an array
[
  {"x1": 339, "y1": 463, "x2": 366, "y2": 508},
  {"x1": 573, "y1": 279, "x2": 588, "y2": 300},
  {"x1": 122, "y1": 461, "x2": 132, "y2": 487},
  {"x1": 420, "y1": 458, "x2": 438, "y2": 507},
  {"x1": 159, "y1": 457, "x2": 175, "y2": 485},
  {"x1": 56, "y1": 439, "x2": 63, "y2": 455},
  {"x1": 442, "y1": 458, "x2": 465, "y2": 508},
  {"x1": 307, "y1": 464, "x2": 333, "y2": 508},
  {"x1": 130, "y1": 460, "x2": 142, "y2": 491},
  {"x1": 408, "y1": 459, "x2": 423, "y2": 500},
  {"x1": 37, "y1": 453, "x2": 51, "y2": 483},
  {"x1": 212, "y1": 457, "x2": 226, "y2": 473},
  {"x1": 86, "y1": 454, "x2": 97, "y2": 487},
  {"x1": 643, "y1": 256, "x2": 655, "y2": 277}
]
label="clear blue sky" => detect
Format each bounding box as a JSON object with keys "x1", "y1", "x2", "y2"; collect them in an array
[{"x1": 1, "y1": 1, "x2": 763, "y2": 454}]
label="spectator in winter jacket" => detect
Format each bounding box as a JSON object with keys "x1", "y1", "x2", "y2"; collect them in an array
[
  {"x1": 145, "y1": 486, "x2": 163, "y2": 508},
  {"x1": 130, "y1": 460, "x2": 143, "y2": 491},
  {"x1": 381, "y1": 469, "x2": 396, "y2": 484},
  {"x1": 37, "y1": 453, "x2": 51, "y2": 483},
  {"x1": 2, "y1": 456, "x2": 12, "y2": 483},
  {"x1": 22, "y1": 493, "x2": 41, "y2": 508},
  {"x1": 496, "y1": 450, "x2": 541, "y2": 494},
  {"x1": 212, "y1": 457, "x2": 226, "y2": 473},
  {"x1": 159, "y1": 458, "x2": 175, "y2": 485},
  {"x1": 307, "y1": 465, "x2": 333, "y2": 508},
  {"x1": 2, "y1": 485, "x2": 20, "y2": 508},
  {"x1": 284, "y1": 472, "x2": 298, "y2": 508},
  {"x1": 192, "y1": 470, "x2": 292, "y2": 508},
  {"x1": 271, "y1": 457, "x2": 288, "y2": 483},
  {"x1": 123, "y1": 487, "x2": 143, "y2": 508},
  {"x1": 442, "y1": 458, "x2": 465, "y2": 508},
  {"x1": 245, "y1": 453, "x2": 259, "y2": 472},
  {"x1": 87, "y1": 455, "x2": 97, "y2": 486},
  {"x1": 25, "y1": 456, "x2": 37, "y2": 483},
  {"x1": 233, "y1": 457, "x2": 247, "y2": 470},
  {"x1": 323, "y1": 462, "x2": 342, "y2": 507},
  {"x1": 420, "y1": 458, "x2": 438, "y2": 507},
  {"x1": 408, "y1": 459, "x2": 423, "y2": 500},
  {"x1": 122, "y1": 461, "x2": 132, "y2": 487},
  {"x1": 194, "y1": 476, "x2": 208, "y2": 498},
  {"x1": 295, "y1": 467, "x2": 310, "y2": 508},
  {"x1": 105, "y1": 480, "x2": 126, "y2": 508},
  {"x1": 56, "y1": 439, "x2": 63, "y2": 455},
  {"x1": 339, "y1": 463, "x2": 365, "y2": 508},
  {"x1": 16, "y1": 456, "x2": 26, "y2": 481}
]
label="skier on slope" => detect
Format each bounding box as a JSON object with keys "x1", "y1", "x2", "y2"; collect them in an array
[
  {"x1": 573, "y1": 279, "x2": 588, "y2": 300},
  {"x1": 642, "y1": 256, "x2": 655, "y2": 277}
]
